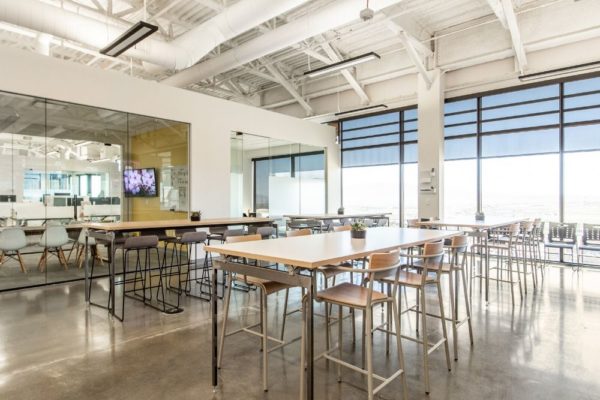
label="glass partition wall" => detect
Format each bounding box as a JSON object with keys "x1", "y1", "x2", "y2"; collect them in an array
[
  {"x1": 230, "y1": 133, "x2": 326, "y2": 233},
  {"x1": 0, "y1": 90, "x2": 189, "y2": 291}
]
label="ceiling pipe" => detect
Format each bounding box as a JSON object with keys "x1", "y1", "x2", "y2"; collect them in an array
[
  {"x1": 161, "y1": 0, "x2": 407, "y2": 87},
  {"x1": 0, "y1": 0, "x2": 309, "y2": 70}
]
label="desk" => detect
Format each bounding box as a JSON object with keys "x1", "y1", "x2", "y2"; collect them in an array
[
  {"x1": 416, "y1": 217, "x2": 527, "y2": 303},
  {"x1": 84, "y1": 217, "x2": 274, "y2": 320},
  {"x1": 205, "y1": 226, "x2": 460, "y2": 400}
]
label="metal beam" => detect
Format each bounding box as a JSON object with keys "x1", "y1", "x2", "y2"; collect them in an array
[
  {"x1": 262, "y1": 59, "x2": 313, "y2": 115},
  {"x1": 191, "y1": 0, "x2": 224, "y2": 11},
  {"x1": 149, "y1": 0, "x2": 185, "y2": 22},
  {"x1": 486, "y1": 0, "x2": 527, "y2": 73},
  {"x1": 90, "y1": 0, "x2": 105, "y2": 13},
  {"x1": 318, "y1": 41, "x2": 370, "y2": 104},
  {"x1": 385, "y1": 20, "x2": 432, "y2": 57},
  {"x1": 385, "y1": 21, "x2": 433, "y2": 89}
]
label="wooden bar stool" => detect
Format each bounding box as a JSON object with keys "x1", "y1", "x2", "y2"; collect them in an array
[
  {"x1": 218, "y1": 234, "x2": 299, "y2": 392},
  {"x1": 313, "y1": 250, "x2": 408, "y2": 400},
  {"x1": 378, "y1": 241, "x2": 450, "y2": 394}
]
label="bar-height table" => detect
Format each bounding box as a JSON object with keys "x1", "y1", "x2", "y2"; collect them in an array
[
  {"x1": 83, "y1": 217, "x2": 274, "y2": 320},
  {"x1": 205, "y1": 226, "x2": 460, "y2": 400},
  {"x1": 416, "y1": 217, "x2": 527, "y2": 303}
]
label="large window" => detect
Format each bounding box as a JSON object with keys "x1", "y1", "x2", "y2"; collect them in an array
[
  {"x1": 443, "y1": 74, "x2": 600, "y2": 231},
  {"x1": 341, "y1": 108, "x2": 417, "y2": 226}
]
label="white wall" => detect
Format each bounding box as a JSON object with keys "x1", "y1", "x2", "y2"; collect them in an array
[{"x1": 0, "y1": 46, "x2": 339, "y2": 217}]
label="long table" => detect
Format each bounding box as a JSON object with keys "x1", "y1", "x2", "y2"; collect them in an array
[
  {"x1": 83, "y1": 217, "x2": 274, "y2": 320},
  {"x1": 416, "y1": 217, "x2": 527, "y2": 303},
  {"x1": 284, "y1": 212, "x2": 390, "y2": 221},
  {"x1": 205, "y1": 226, "x2": 460, "y2": 400}
]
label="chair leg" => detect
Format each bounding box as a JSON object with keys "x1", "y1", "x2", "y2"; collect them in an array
[
  {"x1": 437, "y1": 280, "x2": 452, "y2": 371},
  {"x1": 280, "y1": 288, "x2": 289, "y2": 341},
  {"x1": 508, "y1": 250, "x2": 515, "y2": 305},
  {"x1": 461, "y1": 267, "x2": 474, "y2": 346},
  {"x1": 16, "y1": 251, "x2": 27, "y2": 273},
  {"x1": 217, "y1": 273, "x2": 233, "y2": 369},
  {"x1": 365, "y1": 305, "x2": 374, "y2": 400},
  {"x1": 299, "y1": 295, "x2": 307, "y2": 400},
  {"x1": 337, "y1": 304, "x2": 343, "y2": 382},
  {"x1": 58, "y1": 248, "x2": 68, "y2": 270},
  {"x1": 514, "y1": 248, "x2": 523, "y2": 299},
  {"x1": 420, "y1": 287, "x2": 430, "y2": 394},
  {"x1": 391, "y1": 297, "x2": 408, "y2": 400},
  {"x1": 448, "y1": 271, "x2": 458, "y2": 361},
  {"x1": 261, "y1": 289, "x2": 268, "y2": 392}
]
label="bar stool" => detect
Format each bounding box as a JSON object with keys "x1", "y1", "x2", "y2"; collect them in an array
[
  {"x1": 314, "y1": 250, "x2": 408, "y2": 400},
  {"x1": 378, "y1": 241, "x2": 450, "y2": 395},
  {"x1": 532, "y1": 219, "x2": 545, "y2": 277},
  {"x1": 471, "y1": 223, "x2": 523, "y2": 304},
  {"x1": 218, "y1": 234, "x2": 298, "y2": 392},
  {"x1": 518, "y1": 220, "x2": 537, "y2": 293},
  {"x1": 164, "y1": 230, "x2": 211, "y2": 300}
]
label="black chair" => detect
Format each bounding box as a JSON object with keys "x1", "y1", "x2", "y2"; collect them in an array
[
  {"x1": 544, "y1": 222, "x2": 578, "y2": 266},
  {"x1": 579, "y1": 224, "x2": 600, "y2": 266}
]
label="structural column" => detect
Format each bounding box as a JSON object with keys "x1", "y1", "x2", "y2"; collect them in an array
[{"x1": 417, "y1": 70, "x2": 445, "y2": 220}]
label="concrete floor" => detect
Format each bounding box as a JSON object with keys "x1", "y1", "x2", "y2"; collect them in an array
[{"x1": 0, "y1": 265, "x2": 599, "y2": 400}]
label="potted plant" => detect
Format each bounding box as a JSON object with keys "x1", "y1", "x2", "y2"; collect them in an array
[
  {"x1": 190, "y1": 211, "x2": 202, "y2": 221},
  {"x1": 351, "y1": 221, "x2": 367, "y2": 239}
]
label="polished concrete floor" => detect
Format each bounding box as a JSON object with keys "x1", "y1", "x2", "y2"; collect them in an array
[{"x1": 0, "y1": 264, "x2": 599, "y2": 400}]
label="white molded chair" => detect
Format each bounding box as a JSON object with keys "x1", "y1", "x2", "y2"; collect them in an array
[
  {"x1": 38, "y1": 225, "x2": 69, "y2": 272},
  {"x1": 0, "y1": 228, "x2": 28, "y2": 273}
]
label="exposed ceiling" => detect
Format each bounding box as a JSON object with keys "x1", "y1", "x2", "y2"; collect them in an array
[{"x1": 0, "y1": 0, "x2": 598, "y2": 119}]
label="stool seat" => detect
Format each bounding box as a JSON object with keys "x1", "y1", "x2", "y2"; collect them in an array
[{"x1": 123, "y1": 235, "x2": 159, "y2": 249}]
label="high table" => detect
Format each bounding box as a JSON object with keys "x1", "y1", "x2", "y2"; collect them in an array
[
  {"x1": 284, "y1": 213, "x2": 391, "y2": 228},
  {"x1": 205, "y1": 226, "x2": 460, "y2": 400},
  {"x1": 83, "y1": 217, "x2": 274, "y2": 320},
  {"x1": 415, "y1": 217, "x2": 527, "y2": 303}
]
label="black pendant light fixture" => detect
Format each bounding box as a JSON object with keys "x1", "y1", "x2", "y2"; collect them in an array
[{"x1": 100, "y1": 21, "x2": 158, "y2": 57}]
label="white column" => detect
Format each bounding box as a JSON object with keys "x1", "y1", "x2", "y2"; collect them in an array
[{"x1": 417, "y1": 70, "x2": 445, "y2": 220}]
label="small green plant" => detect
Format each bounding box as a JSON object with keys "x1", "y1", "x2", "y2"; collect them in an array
[{"x1": 351, "y1": 221, "x2": 367, "y2": 231}]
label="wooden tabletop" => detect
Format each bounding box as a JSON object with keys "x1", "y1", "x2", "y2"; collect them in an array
[
  {"x1": 284, "y1": 213, "x2": 390, "y2": 220},
  {"x1": 205, "y1": 227, "x2": 460, "y2": 270},
  {"x1": 416, "y1": 217, "x2": 527, "y2": 230},
  {"x1": 84, "y1": 217, "x2": 274, "y2": 232}
]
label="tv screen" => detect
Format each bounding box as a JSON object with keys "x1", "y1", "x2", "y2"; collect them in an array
[{"x1": 123, "y1": 168, "x2": 157, "y2": 197}]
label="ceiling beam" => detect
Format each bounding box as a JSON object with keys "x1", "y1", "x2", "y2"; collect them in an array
[
  {"x1": 262, "y1": 59, "x2": 313, "y2": 116},
  {"x1": 148, "y1": 0, "x2": 186, "y2": 22},
  {"x1": 90, "y1": 0, "x2": 105, "y2": 13},
  {"x1": 385, "y1": 21, "x2": 433, "y2": 89},
  {"x1": 486, "y1": 0, "x2": 527, "y2": 73},
  {"x1": 318, "y1": 40, "x2": 370, "y2": 105},
  {"x1": 191, "y1": 0, "x2": 224, "y2": 11}
]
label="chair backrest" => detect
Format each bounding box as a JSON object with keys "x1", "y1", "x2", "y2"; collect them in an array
[
  {"x1": 333, "y1": 225, "x2": 352, "y2": 232},
  {"x1": 40, "y1": 225, "x2": 69, "y2": 248},
  {"x1": 286, "y1": 228, "x2": 312, "y2": 237},
  {"x1": 339, "y1": 217, "x2": 351, "y2": 225},
  {"x1": 123, "y1": 235, "x2": 159, "y2": 249},
  {"x1": 406, "y1": 218, "x2": 419, "y2": 228},
  {"x1": 363, "y1": 218, "x2": 374, "y2": 227},
  {"x1": 0, "y1": 228, "x2": 27, "y2": 251},
  {"x1": 448, "y1": 234, "x2": 469, "y2": 253},
  {"x1": 533, "y1": 220, "x2": 545, "y2": 239},
  {"x1": 368, "y1": 250, "x2": 400, "y2": 271},
  {"x1": 420, "y1": 241, "x2": 445, "y2": 280},
  {"x1": 77, "y1": 228, "x2": 96, "y2": 245},
  {"x1": 223, "y1": 229, "x2": 244, "y2": 240},
  {"x1": 180, "y1": 231, "x2": 208, "y2": 244},
  {"x1": 226, "y1": 234, "x2": 261, "y2": 244},
  {"x1": 548, "y1": 222, "x2": 577, "y2": 243},
  {"x1": 582, "y1": 224, "x2": 600, "y2": 245},
  {"x1": 520, "y1": 220, "x2": 534, "y2": 234},
  {"x1": 376, "y1": 218, "x2": 387, "y2": 227},
  {"x1": 256, "y1": 226, "x2": 275, "y2": 239}
]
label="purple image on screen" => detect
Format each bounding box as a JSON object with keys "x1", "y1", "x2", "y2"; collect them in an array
[{"x1": 124, "y1": 168, "x2": 157, "y2": 197}]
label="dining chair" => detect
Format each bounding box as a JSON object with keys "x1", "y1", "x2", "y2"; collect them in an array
[
  {"x1": 218, "y1": 234, "x2": 299, "y2": 392},
  {"x1": 73, "y1": 228, "x2": 103, "y2": 269},
  {"x1": 378, "y1": 241, "x2": 450, "y2": 394},
  {"x1": 0, "y1": 227, "x2": 27, "y2": 273},
  {"x1": 286, "y1": 228, "x2": 312, "y2": 237},
  {"x1": 38, "y1": 225, "x2": 69, "y2": 272},
  {"x1": 579, "y1": 224, "x2": 600, "y2": 267},
  {"x1": 545, "y1": 222, "x2": 578, "y2": 266},
  {"x1": 313, "y1": 250, "x2": 408, "y2": 400}
]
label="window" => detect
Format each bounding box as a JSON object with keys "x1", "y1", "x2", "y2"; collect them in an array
[
  {"x1": 443, "y1": 75, "x2": 600, "y2": 256},
  {"x1": 341, "y1": 108, "x2": 417, "y2": 226}
]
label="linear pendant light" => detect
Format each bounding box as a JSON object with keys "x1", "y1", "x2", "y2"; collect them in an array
[
  {"x1": 304, "y1": 51, "x2": 381, "y2": 78},
  {"x1": 334, "y1": 104, "x2": 388, "y2": 117},
  {"x1": 100, "y1": 21, "x2": 158, "y2": 57},
  {"x1": 518, "y1": 60, "x2": 600, "y2": 82}
]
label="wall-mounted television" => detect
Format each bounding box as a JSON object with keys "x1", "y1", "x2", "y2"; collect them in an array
[{"x1": 123, "y1": 168, "x2": 158, "y2": 197}]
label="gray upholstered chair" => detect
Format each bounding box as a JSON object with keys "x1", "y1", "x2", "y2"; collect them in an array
[
  {"x1": 0, "y1": 228, "x2": 28, "y2": 273},
  {"x1": 38, "y1": 225, "x2": 69, "y2": 272}
]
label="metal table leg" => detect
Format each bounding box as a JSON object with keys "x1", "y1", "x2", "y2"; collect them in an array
[
  {"x1": 84, "y1": 232, "x2": 90, "y2": 302},
  {"x1": 485, "y1": 230, "x2": 490, "y2": 304},
  {"x1": 212, "y1": 261, "x2": 218, "y2": 391},
  {"x1": 306, "y1": 271, "x2": 315, "y2": 400}
]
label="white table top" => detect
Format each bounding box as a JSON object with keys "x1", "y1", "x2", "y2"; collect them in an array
[
  {"x1": 84, "y1": 217, "x2": 273, "y2": 232},
  {"x1": 284, "y1": 213, "x2": 390, "y2": 220},
  {"x1": 416, "y1": 217, "x2": 527, "y2": 230},
  {"x1": 205, "y1": 227, "x2": 460, "y2": 270}
]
